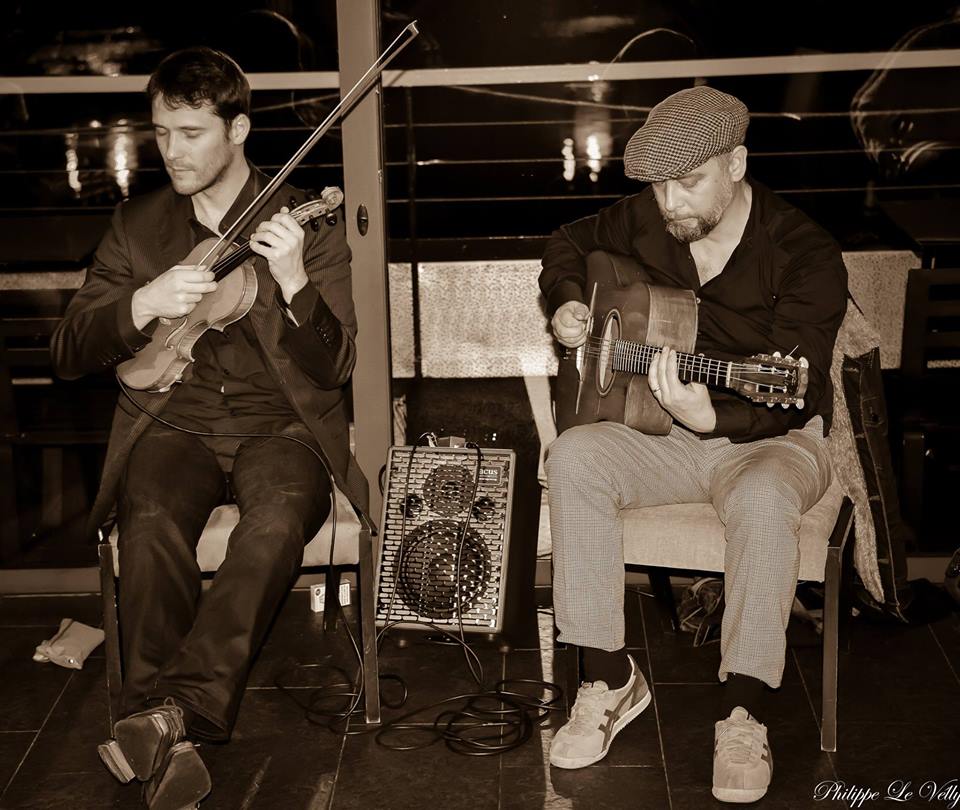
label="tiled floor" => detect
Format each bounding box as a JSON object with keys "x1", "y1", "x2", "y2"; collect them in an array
[{"x1": 2, "y1": 585, "x2": 959, "y2": 810}]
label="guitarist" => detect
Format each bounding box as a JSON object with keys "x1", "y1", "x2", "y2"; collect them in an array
[
  {"x1": 51, "y1": 48, "x2": 365, "y2": 809},
  {"x1": 539, "y1": 86, "x2": 847, "y2": 803}
]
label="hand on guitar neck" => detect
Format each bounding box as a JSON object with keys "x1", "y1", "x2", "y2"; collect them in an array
[{"x1": 648, "y1": 345, "x2": 717, "y2": 433}]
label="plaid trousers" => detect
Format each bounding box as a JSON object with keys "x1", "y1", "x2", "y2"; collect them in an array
[{"x1": 545, "y1": 417, "x2": 830, "y2": 688}]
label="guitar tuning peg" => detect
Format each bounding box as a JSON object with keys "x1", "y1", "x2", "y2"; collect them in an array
[
  {"x1": 310, "y1": 218, "x2": 320, "y2": 232},
  {"x1": 288, "y1": 196, "x2": 298, "y2": 210},
  {"x1": 773, "y1": 351, "x2": 781, "y2": 358}
]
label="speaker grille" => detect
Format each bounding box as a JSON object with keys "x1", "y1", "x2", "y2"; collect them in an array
[{"x1": 376, "y1": 446, "x2": 515, "y2": 631}]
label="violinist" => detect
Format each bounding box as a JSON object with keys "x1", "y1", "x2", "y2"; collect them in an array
[{"x1": 51, "y1": 47, "x2": 365, "y2": 809}]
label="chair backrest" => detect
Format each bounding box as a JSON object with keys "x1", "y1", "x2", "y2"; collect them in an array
[{"x1": 900, "y1": 266, "x2": 960, "y2": 384}]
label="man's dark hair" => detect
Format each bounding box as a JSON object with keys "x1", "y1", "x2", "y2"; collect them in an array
[{"x1": 147, "y1": 47, "x2": 250, "y2": 123}]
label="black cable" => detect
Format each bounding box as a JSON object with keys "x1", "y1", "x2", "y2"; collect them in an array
[
  {"x1": 116, "y1": 411, "x2": 567, "y2": 753},
  {"x1": 360, "y1": 436, "x2": 565, "y2": 755}
]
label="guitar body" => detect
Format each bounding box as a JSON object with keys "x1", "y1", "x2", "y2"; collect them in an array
[
  {"x1": 116, "y1": 238, "x2": 259, "y2": 392},
  {"x1": 555, "y1": 251, "x2": 698, "y2": 435}
]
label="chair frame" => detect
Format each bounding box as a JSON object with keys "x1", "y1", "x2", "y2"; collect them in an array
[
  {"x1": 564, "y1": 496, "x2": 855, "y2": 753},
  {"x1": 98, "y1": 525, "x2": 382, "y2": 731}
]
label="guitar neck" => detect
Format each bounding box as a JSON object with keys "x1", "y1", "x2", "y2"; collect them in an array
[{"x1": 614, "y1": 340, "x2": 732, "y2": 389}]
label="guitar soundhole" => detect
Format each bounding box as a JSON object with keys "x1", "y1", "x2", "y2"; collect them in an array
[{"x1": 597, "y1": 311, "x2": 620, "y2": 394}]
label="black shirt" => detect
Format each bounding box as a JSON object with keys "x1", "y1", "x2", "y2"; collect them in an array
[
  {"x1": 161, "y1": 168, "x2": 340, "y2": 441},
  {"x1": 539, "y1": 180, "x2": 848, "y2": 442}
]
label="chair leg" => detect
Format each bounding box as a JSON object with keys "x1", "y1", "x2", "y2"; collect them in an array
[
  {"x1": 323, "y1": 566, "x2": 341, "y2": 633},
  {"x1": 901, "y1": 429, "x2": 925, "y2": 531},
  {"x1": 647, "y1": 568, "x2": 680, "y2": 633},
  {"x1": 821, "y1": 545, "x2": 842, "y2": 753},
  {"x1": 357, "y1": 528, "x2": 381, "y2": 724},
  {"x1": 0, "y1": 443, "x2": 21, "y2": 563},
  {"x1": 98, "y1": 543, "x2": 123, "y2": 732},
  {"x1": 564, "y1": 643, "x2": 583, "y2": 717}
]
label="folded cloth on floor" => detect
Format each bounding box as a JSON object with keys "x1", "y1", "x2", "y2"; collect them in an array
[{"x1": 33, "y1": 618, "x2": 104, "y2": 669}]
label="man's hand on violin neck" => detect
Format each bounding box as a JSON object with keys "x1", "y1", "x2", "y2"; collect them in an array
[
  {"x1": 131, "y1": 266, "x2": 218, "y2": 331},
  {"x1": 250, "y1": 208, "x2": 309, "y2": 304}
]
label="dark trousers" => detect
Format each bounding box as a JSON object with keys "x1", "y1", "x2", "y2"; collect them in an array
[{"x1": 116, "y1": 421, "x2": 332, "y2": 742}]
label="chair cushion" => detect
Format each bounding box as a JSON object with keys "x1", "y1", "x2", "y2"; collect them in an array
[
  {"x1": 621, "y1": 475, "x2": 844, "y2": 582},
  {"x1": 108, "y1": 486, "x2": 362, "y2": 574}
]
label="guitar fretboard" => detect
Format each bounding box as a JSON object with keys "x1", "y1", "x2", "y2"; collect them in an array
[{"x1": 613, "y1": 340, "x2": 732, "y2": 388}]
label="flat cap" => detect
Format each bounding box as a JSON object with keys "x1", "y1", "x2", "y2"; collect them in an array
[{"x1": 623, "y1": 86, "x2": 749, "y2": 182}]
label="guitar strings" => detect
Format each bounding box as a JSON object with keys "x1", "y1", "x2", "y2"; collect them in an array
[
  {"x1": 572, "y1": 338, "x2": 794, "y2": 392},
  {"x1": 575, "y1": 337, "x2": 796, "y2": 375},
  {"x1": 573, "y1": 347, "x2": 794, "y2": 376}
]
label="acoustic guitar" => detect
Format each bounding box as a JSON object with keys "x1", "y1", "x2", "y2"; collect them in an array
[
  {"x1": 117, "y1": 192, "x2": 342, "y2": 393},
  {"x1": 554, "y1": 251, "x2": 809, "y2": 434}
]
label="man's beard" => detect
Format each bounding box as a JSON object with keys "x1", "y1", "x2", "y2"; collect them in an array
[
  {"x1": 168, "y1": 154, "x2": 231, "y2": 196},
  {"x1": 663, "y1": 212, "x2": 722, "y2": 243},
  {"x1": 661, "y1": 174, "x2": 735, "y2": 243}
]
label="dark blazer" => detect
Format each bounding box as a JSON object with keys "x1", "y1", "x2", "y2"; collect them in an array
[{"x1": 51, "y1": 167, "x2": 371, "y2": 534}]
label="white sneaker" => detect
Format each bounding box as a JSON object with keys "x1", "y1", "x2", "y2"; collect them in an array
[
  {"x1": 549, "y1": 654, "x2": 651, "y2": 769},
  {"x1": 712, "y1": 707, "x2": 773, "y2": 803}
]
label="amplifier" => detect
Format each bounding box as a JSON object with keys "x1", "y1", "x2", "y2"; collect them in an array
[{"x1": 375, "y1": 444, "x2": 516, "y2": 633}]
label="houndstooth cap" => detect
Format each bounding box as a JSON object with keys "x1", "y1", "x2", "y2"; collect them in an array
[{"x1": 623, "y1": 86, "x2": 749, "y2": 182}]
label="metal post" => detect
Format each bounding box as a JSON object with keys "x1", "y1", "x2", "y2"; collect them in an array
[{"x1": 336, "y1": 0, "x2": 392, "y2": 521}]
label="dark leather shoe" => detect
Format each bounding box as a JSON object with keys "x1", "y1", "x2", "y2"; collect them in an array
[
  {"x1": 98, "y1": 702, "x2": 187, "y2": 783},
  {"x1": 142, "y1": 742, "x2": 211, "y2": 810}
]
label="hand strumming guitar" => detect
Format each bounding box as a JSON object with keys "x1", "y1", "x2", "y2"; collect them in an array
[
  {"x1": 648, "y1": 345, "x2": 717, "y2": 433},
  {"x1": 249, "y1": 206, "x2": 309, "y2": 305},
  {"x1": 552, "y1": 300, "x2": 590, "y2": 348}
]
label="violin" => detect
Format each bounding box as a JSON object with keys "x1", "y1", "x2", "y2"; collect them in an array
[
  {"x1": 116, "y1": 191, "x2": 343, "y2": 392},
  {"x1": 116, "y1": 21, "x2": 419, "y2": 393}
]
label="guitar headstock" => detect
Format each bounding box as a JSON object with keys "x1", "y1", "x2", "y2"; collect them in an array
[
  {"x1": 733, "y1": 352, "x2": 809, "y2": 408},
  {"x1": 290, "y1": 187, "x2": 344, "y2": 226}
]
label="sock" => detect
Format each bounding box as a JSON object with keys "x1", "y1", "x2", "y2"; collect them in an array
[
  {"x1": 582, "y1": 646, "x2": 631, "y2": 689},
  {"x1": 723, "y1": 673, "x2": 767, "y2": 724}
]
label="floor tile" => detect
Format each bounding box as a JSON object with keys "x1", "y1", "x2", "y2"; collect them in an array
[
  {"x1": 831, "y1": 721, "x2": 960, "y2": 789},
  {"x1": 502, "y1": 764, "x2": 669, "y2": 810},
  {"x1": 793, "y1": 615, "x2": 960, "y2": 723},
  {"x1": 0, "y1": 770, "x2": 134, "y2": 809},
  {"x1": 332, "y1": 730, "x2": 500, "y2": 810},
  {"x1": 0, "y1": 627, "x2": 74, "y2": 732},
  {"x1": 929, "y1": 610, "x2": 960, "y2": 683},
  {"x1": 8, "y1": 658, "x2": 112, "y2": 781},
  {"x1": 0, "y1": 732, "x2": 34, "y2": 795},
  {"x1": 200, "y1": 690, "x2": 346, "y2": 810}
]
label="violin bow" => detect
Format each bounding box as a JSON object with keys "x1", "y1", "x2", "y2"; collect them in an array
[{"x1": 195, "y1": 20, "x2": 420, "y2": 269}]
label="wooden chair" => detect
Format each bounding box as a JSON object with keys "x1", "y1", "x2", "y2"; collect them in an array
[
  {"x1": 98, "y1": 486, "x2": 381, "y2": 729},
  {"x1": 898, "y1": 266, "x2": 960, "y2": 529}
]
